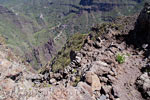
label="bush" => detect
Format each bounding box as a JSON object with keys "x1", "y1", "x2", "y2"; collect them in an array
[{"x1": 116, "y1": 54, "x2": 125, "y2": 64}]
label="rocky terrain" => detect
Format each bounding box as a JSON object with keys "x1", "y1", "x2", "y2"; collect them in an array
[
  {"x1": 1, "y1": 2, "x2": 150, "y2": 100},
  {"x1": 0, "y1": 0, "x2": 148, "y2": 69}
]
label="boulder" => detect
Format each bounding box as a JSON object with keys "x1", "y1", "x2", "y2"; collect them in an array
[
  {"x1": 77, "y1": 82, "x2": 93, "y2": 96},
  {"x1": 85, "y1": 71, "x2": 101, "y2": 91},
  {"x1": 50, "y1": 84, "x2": 93, "y2": 100},
  {"x1": 136, "y1": 72, "x2": 150, "y2": 98}
]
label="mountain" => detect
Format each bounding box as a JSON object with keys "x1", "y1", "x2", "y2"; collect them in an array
[
  {"x1": 42, "y1": 2, "x2": 150, "y2": 99},
  {"x1": 0, "y1": 0, "x2": 148, "y2": 69},
  {"x1": 1, "y1": 2, "x2": 150, "y2": 100}
]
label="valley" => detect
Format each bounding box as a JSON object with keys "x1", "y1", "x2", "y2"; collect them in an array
[
  {"x1": 0, "y1": 0, "x2": 148, "y2": 69},
  {"x1": 0, "y1": 1, "x2": 150, "y2": 100}
]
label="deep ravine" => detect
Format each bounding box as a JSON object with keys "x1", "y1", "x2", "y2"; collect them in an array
[{"x1": 1, "y1": 2, "x2": 150, "y2": 100}]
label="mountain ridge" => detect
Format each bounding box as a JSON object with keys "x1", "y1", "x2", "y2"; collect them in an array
[
  {"x1": 1, "y1": 2, "x2": 150, "y2": 100},
  {"x1": 0, "y1": 0, "x2": 148, "y2": 69}
]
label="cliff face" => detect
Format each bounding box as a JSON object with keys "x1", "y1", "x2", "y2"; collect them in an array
[{"x1": 25, "y1": 38, "x2": 56, "y2": 70}]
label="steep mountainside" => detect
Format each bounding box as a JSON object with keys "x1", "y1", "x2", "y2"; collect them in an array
[
  {"x1": 1, "y1": 2, "x2": 150, "y2": 100},
  {"x1": 0, "y1": 0, "x2": 148, "y2": 69}
]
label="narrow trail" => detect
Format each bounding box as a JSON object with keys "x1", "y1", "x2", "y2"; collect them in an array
[{"x1": 111, "y1": 40, "x2": 146, "y2": 100}]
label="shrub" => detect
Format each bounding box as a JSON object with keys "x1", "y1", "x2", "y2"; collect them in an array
[
  {"x1": 116, "y1": 54, "x2": 125, "y2": 64},
  {"x1": 72, "y1": 76, "x2": 81, "y2": 87}
]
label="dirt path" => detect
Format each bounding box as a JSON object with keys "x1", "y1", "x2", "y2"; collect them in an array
[{"x1": 112, "y1": 43, "x2": 146, "y2": 100}]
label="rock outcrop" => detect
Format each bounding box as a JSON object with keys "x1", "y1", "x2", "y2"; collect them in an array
[
  {"x1": 134, "y1": 3, "x2": 150, "y2": 44},
  {"x1": 133, "y1": 3, "x2": 150, "y2": 99},
  {"x1": 136, "y1": 72, "x2": 150, "y2": 99}
]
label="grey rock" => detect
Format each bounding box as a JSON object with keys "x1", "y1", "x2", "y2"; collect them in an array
[
  {"x1": 99, "y1": 77, "x2": 108, "y2": 83},
  {"x1": 76, "y1": 56, "x2": 82, "y2": 63},
  {"x1": 70, "y1": 76, "x2": 76, "y2": 82},
  {"x1": 102, "y1": 85, "x2": 112, "y2": 94},
  {"x1": 50, "y1": 78, "x2": 56, "y2": 84},
  {"x1": 100, "y1": 94, "x2": 107, "y2": 100},
  {"x1": 107, "y1": 75, "x2": 116, "y2": 82},
  {"x1": 53, "y1": 73, "x2": 62, "y2": 80}
]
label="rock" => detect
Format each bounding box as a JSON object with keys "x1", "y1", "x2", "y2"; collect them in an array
[
  {"x1": 76, "y1": 56, "x2": 82, "y2": 63},
  {"x1": 111, "y1": 86, "x2": 119, "y2": 98},
  {"x1": 49, "y1": 72, "x2": 54, "y2": 78},
  {"x1": 44, "y1": 73, "x2": 49, "y2": 80},
  {"x1": 101, "y1": 85, "x2": 112, "y2": 94},
  {"x1": 143, "y1": 79, "x2": 150, "y2": 90},
  {"x1": 70, "y1": 50, "x2": 76, "y2": 61},
  {"x1": 70, "y1": 76, "x2": 76, "y2": 82},
  {"x1": 133, "y1": 2, "x2": 150, "y2": 44},
  {"x1": 142, "y1": 44, "x2": 148, "y2": 49},
  {"x1": 85, "y1": 71, "x2": 93, "y2": 84},
  {"x1": 77, "y1": 82, "x2": 93, "y2": 96},
  {"x1": 136, "y1": 72, "x2": 150, "y2": 98},
  {"x1": 107, "y1": 75, "x2": 116, "y2": 82},
  {"x1": 99, "y1": 77, "x2": 108, "y2": 83},
  {"x1": 97, "y1": 61, "x2": 108, "y2": 66},
  {"x1": 53, "y1": 73, "x2": 62, "y2": 80},
  {"x1": 99, "y1": 94, "x2": 107, "y2": 100},
  {"x1": 111, "y1": 67, "x2": 117, "y2": 76},
  {"x1": 50, "y1": 78, "x2": 56, "y2": 84},
  {"x1": 93, "y1": 41, "x2": 101, "y2": 49},
  {"x1": 92, "y1": 66, "x2": 111, "y2": 76},
  {"x1": 0, "y1": 79, "x2": 15, "y2": 92},
  {"x1": 85, "y1": 71, "x2": 101, "y2": 91},
  {"x1": 50, "y1": 84, "x2": 93, "y2": 100}
]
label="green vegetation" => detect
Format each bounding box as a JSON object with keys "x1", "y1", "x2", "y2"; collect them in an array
[
  {"x1": 73, "y1": 69, "x2": 77, "y2": 73},
  {"x1": 116, "y1": 54, "x2": 125, "y2": 64},
  {"x1": 29, "y1": 88, "x2": 32, "y2": 91},
  {"x1": 0, "y1": 0, "x2": 147, "y2": 70},
  {"x1": 0, "y1": 35, "x2": 6, "y2": 45},
  {"x1": 51, "y1": 33, "x2": 87, "y2": 72},
  {"x1": 72, "y1": 76, "x2": 81, "y2": 87},
  {"x1": 91, "y1": 23, "x2": 123, "y2": 41}
]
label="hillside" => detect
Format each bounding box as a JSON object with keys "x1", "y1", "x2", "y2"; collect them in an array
[
  {"x1": 0, "y1": 0, "x2": 149, "y2": 69},
  {"x1": 1, "y1": 2, "x2": 150, "y2": 100},
  {"x1": 42, "y1": 2, "x2": 150, "y2": 100}
]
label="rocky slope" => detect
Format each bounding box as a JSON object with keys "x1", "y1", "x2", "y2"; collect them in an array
[
  {"x1": 0, "y1": 0, "x2": 148, "y2": 70},
  {"x1": 1, "y1": 2, "x2": 150, "y2": 100},
  {"x1": 43, "y1": 2, "x2": 150, "y2": 100},
  {"x1": 0, "y1": 43, "x2": 95, "y2": 100}
]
